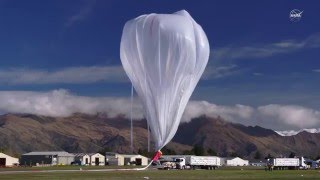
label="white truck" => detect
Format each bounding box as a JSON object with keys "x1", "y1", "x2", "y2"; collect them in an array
[
  {"x1": 175, "y1": 156, "x2": 221, "y2": 170},
  {"x1": 267, "y1": 157, "x2": 307, "y2": 170}
]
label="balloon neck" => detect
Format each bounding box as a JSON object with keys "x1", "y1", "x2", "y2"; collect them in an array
[{"x1": 151, "y1": 150, "x2": 162, "y2": 161}]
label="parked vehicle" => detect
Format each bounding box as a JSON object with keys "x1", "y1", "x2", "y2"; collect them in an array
[
  {"x1": 158, "y1": 156, "x2": 221, "y2": 170},
  {"x1": 159, "y1": 161, "x2": 176, "y2": 170},
  {"x1": 267, "y1": 157, "x2": 307, "y2": 170},
  {"x1": 71, "y1": 160, "x2": 81, "y2": 166},
  {"x1": 177, "y1": 156, "x2": 221, "y2": 170}
]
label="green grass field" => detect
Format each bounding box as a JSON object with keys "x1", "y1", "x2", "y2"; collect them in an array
[{"x1": 0, "y1": 166, "x2": 319, "y2": 179}]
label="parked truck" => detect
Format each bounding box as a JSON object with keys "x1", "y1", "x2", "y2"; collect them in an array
[
  {"x1": 158, "y1": 155, "x2": 221, "y2": 170},
  {"x1": 177, "y1": 156, "x2": 221, "y2": 170},
  {"x1": 267, "y1": 157, "x2": 307, "y2": 170}
]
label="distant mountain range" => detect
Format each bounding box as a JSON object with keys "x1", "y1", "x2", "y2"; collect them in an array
[{"x1": 0, "y1": 113, "x2": 319, "y2": 158}]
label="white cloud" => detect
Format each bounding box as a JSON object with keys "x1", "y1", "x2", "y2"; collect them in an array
[
  {"x1": 202, "y1": 64, "x2": 239, "y2": 79},
  {"x1": 0, "y1": 66, "x2": 128, "y2": 84},
  {"x1": 213, "y1": 32, "x2": 320, "y2": 61},
  {"x1": 253, "y1": 72, "x2": 263, "y2": 76},
  {"x1": 65, "y1": 0, "x2": 96, "y2": 27},
  {"x1": 275, "y1": 128, "x2": 320, "y2": 136},
  {"x1": 257, "y1": 104, "x2": 320, "y2": 129},
  {"x1": 0, "y1": 89, "x2": 319, "y2": 131},
  {"x1": 205, "y1": 33, "x2": 320, "y2": 79},
  {"x1": 5, "y1": 33, "x2": 318, "y2": 84},
  {"x1": 0, "y1": 64, "x2": 237, "y2": 84},
  {"x1": 0, "y1": 89, "x2": 143, "y2": 119},
  {"x1": 184, "y1": 103, "x2": 320, "y2": 130},
  {"x1": 183, "y1": 101, "x2": 254, "y2": 122}
]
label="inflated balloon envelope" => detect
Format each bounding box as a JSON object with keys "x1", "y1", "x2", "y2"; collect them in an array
[{"x1": 120, "y1": 10, "x2": 209, "y2": 153}]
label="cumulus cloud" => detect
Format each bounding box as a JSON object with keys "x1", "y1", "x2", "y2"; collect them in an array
[
  {"x1": 257, "y1": 104, "x2": 320, "y2": 129},
  {"x1": 0, "y1": 89, "x2": 143, "y2": 118},
  {"x1": 183, "y1": 101, "x2": 254, "y2": 122},
  {"x1": 0, "y1": 90, "x2": 255, "y2": 123},
  {"x1": 183, "y1": 102, "x2": 320, "y2": 130},
  {"x1": 0, "y1": 66, "x2": 128, "y2": 84},
  {"x1": 188, "y1": 103, "x2": 318, "y2": 130},
  {"x1": 0, "y1": 89, "x2": 319, "y2": 131}
]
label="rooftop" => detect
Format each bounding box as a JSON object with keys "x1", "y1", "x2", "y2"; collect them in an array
[
  {"x1": 23, "y1": 151, "x2": 74, "y2": 156},
  {"x1": 72, "y1": 153, "x2": 104, "y2": 157},
  {"x1": 119, "y1": 154, "x2": 147, "y2": 158}
]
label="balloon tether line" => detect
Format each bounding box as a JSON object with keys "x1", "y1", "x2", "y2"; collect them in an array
[
  {"x1": 107, "y1": 85, "x2": 153, "y2": 171},
  {"x1": 130, "y1": 84, "x2": 134, "y2": 154},
  {"x1": 147, "y1": 121, "x2": 150, "y2": 152}
]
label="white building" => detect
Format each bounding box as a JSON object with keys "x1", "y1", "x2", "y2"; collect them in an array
[
  {"x1": 0, "y1": 153, "x2": 19, "y2": 167},
  {"x1": 88, "y1": 153, "x2": 105, "y2": 166},
  {"x1": 221, "y1": 157, "x2": 249, "y2": 166},
  {"x1": 105, "y1": 152, "x2": 148, "y2": 166},
  {"x1": 73, "y1": 153, "x2": 90, "y2": 165}
]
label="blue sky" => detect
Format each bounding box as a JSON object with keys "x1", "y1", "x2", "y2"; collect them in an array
[{"x1": 0, "y1": 0, "x2": 320, "y2": 130}]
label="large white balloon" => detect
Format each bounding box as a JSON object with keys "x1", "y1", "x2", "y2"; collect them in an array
[{"x1": 120, "y1": 10, "x2": 209, "y2": 151}]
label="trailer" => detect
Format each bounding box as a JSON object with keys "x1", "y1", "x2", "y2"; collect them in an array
[
  {"x1": 267, "y1": 157, "x2": 307, "y2": 170},
  {"x1": 175, "y1": 156, "x2": 221, "y2": 170}
]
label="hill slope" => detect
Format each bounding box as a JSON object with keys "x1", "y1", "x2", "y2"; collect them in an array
[
  {"x1": 174, "y1": 116, "x2": 320, "y2": 158},
  {"x1": 0, "y1": 114, "x2": 319, "y2": 158}
]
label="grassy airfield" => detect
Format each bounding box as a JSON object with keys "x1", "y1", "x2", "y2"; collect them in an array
[{"x1": 0, "y1": 166, "x2": 319, "y2": 179}]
